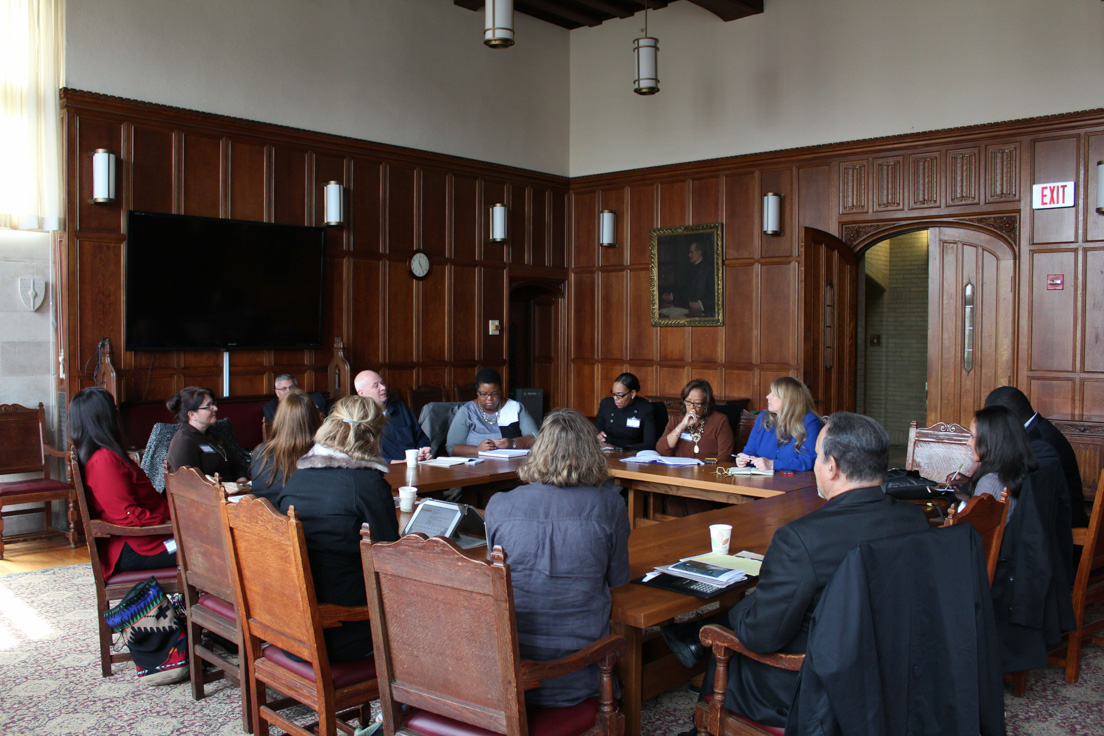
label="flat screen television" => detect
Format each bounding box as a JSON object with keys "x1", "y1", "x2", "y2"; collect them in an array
[{"x1": 125, "y1": 211, "x2": 325, "y2": 350}]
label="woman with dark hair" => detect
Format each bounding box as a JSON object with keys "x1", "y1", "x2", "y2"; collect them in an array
[
  {"x1": 485, "y1": 409, "x2": 629, "y2": 707},
  {"x1": 68, "y1": 387, "x2": 174, "y2": 576},
  {"x1": 249, "y1": 388, "x2": 321, "y2": 502},
  {"x1": 594, "y1": 372, "x2": 657, "y2": 451},
  {"x1": 277, "y1": 395, "x2": 400, "y2": 661},
  {"x1": 165, "y1": 386, "x2": 249, "y2": 480},
  {"x1": 737, "y1": 376, "x2": 822, "y2": 472},
  {"x1": 656, "y1": 378, "x2": 734, "y2": 460},
  {"x1": 961, "y1": 404, "x2": 1038, "y2": 514},
  {"x1": 446, "y1": 368, "x2": 539, "y2": 456}
]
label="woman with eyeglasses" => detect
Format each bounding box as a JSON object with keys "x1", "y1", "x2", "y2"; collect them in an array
[
  {"x1": 446, "y1": 368, "x2": 539, "y2": 456},
  {"x1": 594, "y1": 372, "x2": 657, "y2": 452},
  {"x1": 736, "y1": 376, "x2": 821, "y2": 472},
  {"x1": 165, "y1": 386, "x2": 249, "y2": 480},
  {"x1": 656, "y1": 379, "x2": 734, "y2": 460}
]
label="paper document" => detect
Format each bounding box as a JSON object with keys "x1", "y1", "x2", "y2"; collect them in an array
[
  {"x1": 421, "y1": 457, "x2": 469, "y2": 467},
  {"x1": 478, "y1": 448, "x2": 531, "y2": 458},
  {"x1": 726, "y1": 467, "x2": 774, "y2": 476},
  {"x1": 657, "y1": 559, "x2": 747, "y2": 586},
  {"x1": 622, "y1": 450, "x2": 703, "y2": 467},
  {"x1": 681, "y1": 552, "x2": 763, "y2": 577}
]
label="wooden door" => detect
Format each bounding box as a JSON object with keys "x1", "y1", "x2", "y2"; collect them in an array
[
  {"x1": 508, "y1": 284, "x2": 561, "y2": 416},
  {"x1": 927, "y1": 227, "x2": 1015, "y2": 427},
  {"x1": 802, "y1": 227, "x2": 858, "y2": 416}
]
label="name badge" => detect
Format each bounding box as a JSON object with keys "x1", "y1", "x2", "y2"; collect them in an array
[
  {"x1": 199, "y1": 444, "x2": 217, "y2": 454},
  {"x1": 626, "y1": 417, "x2": 641, "y2": 428},
  {"x1": 679, "y1": 432, "x2": 693, "y2": 441}
]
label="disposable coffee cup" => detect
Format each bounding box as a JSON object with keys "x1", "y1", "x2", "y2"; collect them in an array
[
  {"x1": 709, "y1": 524, "x2": 732, "y2": 555},
  {"x1": 399, "y1": 486, "x2": 418, "y2": 513},
  {"x1": 405, "y1": 448, "x2": 419, "y2": 466}
]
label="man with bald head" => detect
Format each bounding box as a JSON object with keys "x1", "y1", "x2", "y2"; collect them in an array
[{"x1": 355, "y1": 369, "x2": 431, "y2": 464}]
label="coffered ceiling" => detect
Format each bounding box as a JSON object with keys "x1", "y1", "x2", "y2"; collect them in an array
[{"x1": 454, "y1": 0, "x2": 763, "y2": 31}]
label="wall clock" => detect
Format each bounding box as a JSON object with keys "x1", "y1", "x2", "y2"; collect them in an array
[{"x1": 408, "y1": 249, "x2": 431, "y2": 280}]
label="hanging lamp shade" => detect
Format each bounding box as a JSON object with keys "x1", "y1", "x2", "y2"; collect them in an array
[
  {"x1": 634, "y1": 37, "x2": 659, "y2": 95},
  {"x1": 485, "y1": 0, "x2": 514, "y2": 48}
]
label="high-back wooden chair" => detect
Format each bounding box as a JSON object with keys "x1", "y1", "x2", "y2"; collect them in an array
[
  {"x1": 0, "y1": 402, "x2": 78, "y2": 559},
  {"x1": 164, "y1": 466, "x2": 250, "y2": 732},
  {"x1": 260, "y1": 416, "x2": 269, "y2": 443},
  {"x1": 454, "y1": 382, "x2": 479, "y2": 404},
  {"x1": 222, "y1": 495, "x2": 377, "y2": 736},
  {"x1": 1048, "y1": 469, "x2": 1104, "y2": 683},
  {"x1": 905, "y1": 419, "x2": 977, "y2": 483},
  {"x1": 943, "y1": 489, "x2": 1010, "y2": 584},
  {"x1": 360, "y1": 529, "x2": 626, "y2": 736},
  {"x1": 408, "y1": 385, "x2": 448, "y2": 419},
  {"x1": 68, "y1": 450, "x2": 180, "y2": 676}
]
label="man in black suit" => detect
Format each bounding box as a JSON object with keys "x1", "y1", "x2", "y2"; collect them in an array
[
  {"x1": 985, "y1": 385, "x2": 1087, "y2": 527},
  {"x1": 262, "y1": 374, "x2": 327, "y2": 424},
  {"x1": 666, "y1": 412, "x2": 929, "y2": 730}
]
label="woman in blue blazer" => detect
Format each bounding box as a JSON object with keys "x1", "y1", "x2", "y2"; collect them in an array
[{"x1": 736, "y1": 376, "x2": 821, "y2": 472}]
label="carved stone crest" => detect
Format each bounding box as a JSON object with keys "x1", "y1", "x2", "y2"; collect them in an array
[{"x1": 18, "y1": 277, "x2": 45, "y2": 311}]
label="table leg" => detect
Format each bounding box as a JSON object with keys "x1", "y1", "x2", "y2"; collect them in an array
[
  {"x1": 612, "y1": 620, "x2": 643, "y2": 736},
  {"x1": 626, "y1": 486, "x2": 645, "y2": 529}
]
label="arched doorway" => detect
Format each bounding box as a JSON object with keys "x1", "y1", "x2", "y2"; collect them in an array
[{"x1": 852, "y1": 225, "x2": 1015, "y2": 442}]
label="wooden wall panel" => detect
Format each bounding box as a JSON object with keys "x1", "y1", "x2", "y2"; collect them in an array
[
  {"x1": 797, "y1": 165, "x2": 831, "y2": 234},
  {"x1": 182, "y1": 134, "x2": 222, "y2": 217},
  {"x1": 1085, "y1": 248, "x2": 1104, "y2": 373},
  {"x1": 691, "y1": 324, "x2": 722, "y2": 364},
  {"x1": 387, "y1": 163, "x2": 416, "y2": 257},
  {"x1": 453, "y1": 265, "x2": 479, "y2": 361},
  {"x1": 349, "y1": 157, "x2": 382, "y2": 254},
  {"x1": 598, "y1": 270, "x2": 626, "y2": 360},
  {"x1": 531, "y1": 187, "x2": 549, "y2": 267},
  {"x1": 571, "y1": 362, "x2": 597, "y2": 416},
  {"x1": 691, "y1": 176, "x2": 720, "y2": 225},
  {"x1": 874, "y1": 156, "x2": 903, "y2": 212},
  {"x1": 658, "y1": 324, "x2": 688, "y2": 363},
  {"x1": 761, "y1": 169, "x2": 793, "y2": 259},
  {"x1": 1088, "y1": 134, "x2": 1104, "y2": 243},
  {"x1": 483, "y1": 181, "x2": 507, "y2": 263},
  {"x1": 131, "y1": 125, "x2": 174, "y2": 214},
  {"x1": 483, "y1": 265, "x2": 507, "y2": 360},
  {"x1": 75, "y1": 238, "x2": 123, "y2": 363},
  {"x1": 572, "y1": 191, "x2": 597, "y2": 268},
  {"x1": 759, "y1": 263, "x2": 796, "y2": 366},
  {"x1": 598, "y1": 188, "x2": 625, "y2": 268},
  {"x1": 628, "y1": 185, "x2": 656, "y2": 265},
  {"x1": 724, "y1": 173, "x2": 756, "y2": 260},
  {"x1": 1033, "y1": 137, "x2": 1079, "y2": 244},
  {"x1": 1029, "y1": 377, "x2": 1076, "y2": 420},
  {"x1": 723, "y1": 264, "x2": 756, "y2": 363},
  {"x1": 421, "y1": 169, "x2": 448, "y2": 257},
  {"x1": 1030, "y1": 250, "x2": 1076, "y2": 372},
  {"x1": 508, "y1": 184, "x2": 529, "y2": 265},
  {"x1": 571, "y1": 272, "x2": 597, "y2": 359},
  {"x1": 657, "y1": 365, "x2": 690, "y2": 397},
  {"x1": 551, "y1": 191, "x2": 567, "y2": 269},
  {"x1": 453, "y1": 175, "x2": 478, "y2": 261},
  {"x1": 229, "y1": 141, "x2": 267, "y2": 222},
  {"x1": 627, "y1": 268, "x2": 655, "y2": 360},
  {"x1": 725, "y1": 369, "x2": 757, "y2": 406},
  {"x1": 659, "y1": 181, "x2": 688, "y2": 227},
  {"x1": 420, "y1": 266, "x2": 449, "y2": 362},
  {"x1": 349, "y1": 258, "x2": 382, "y2": 367},
  {"x1": 1084, "y1": 380, "x2": 1104, "y2": 421},
  {"x1": 272, "y1": 145, "x2": 307, "y2": 225},
  {"x1": 947, "y1": 148, "x2": 979, "y2": 207}
]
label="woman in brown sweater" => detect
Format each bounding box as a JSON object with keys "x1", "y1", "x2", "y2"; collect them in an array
[{"x1": 656, "y1": 379, "x2": 735, "y2": 461}]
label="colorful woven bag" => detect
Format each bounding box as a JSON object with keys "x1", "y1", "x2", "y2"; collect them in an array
[{"x1": 104, "y1": 576, "x2": 189, "y2": 685}]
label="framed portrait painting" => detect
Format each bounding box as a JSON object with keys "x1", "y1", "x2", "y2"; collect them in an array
[{"x1": 650, "y1": 223, "x2": 724, "y2": 326}]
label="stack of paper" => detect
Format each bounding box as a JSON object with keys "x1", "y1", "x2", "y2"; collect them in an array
[
  {"x1": 477, "y1": 448, "x2": 531, "y2": 459},
  {"x1": 655, "y1": 559, "x2": 747, "y2": 587},
  {"x1": 420, "y1": 457, "x2": 471, "y2": 467},
  {"x1": 622, "y1": 450, "x2": 703, "y2": 467}
]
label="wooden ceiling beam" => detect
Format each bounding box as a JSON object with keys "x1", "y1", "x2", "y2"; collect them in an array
[
  {"x1": 686, "y1": 0, "x2": 763, "y2": 22},
  {"x1": 518, "y1": 0, "x2": 607, "y2": 28}
]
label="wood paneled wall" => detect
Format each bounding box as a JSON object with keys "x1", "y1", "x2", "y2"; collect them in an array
[
  {"x1": 567, "y1": 110, "x2": 1104, "y2": 424},
  {"x1": 58, "y1": 90, "x2": 569, "y2": 407}
]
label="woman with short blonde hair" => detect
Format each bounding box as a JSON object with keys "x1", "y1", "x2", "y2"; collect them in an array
[
  {"x1": 737, "y1": 376, "x2": 821, "y2": 472},
  {"x1": 485, "y1": 408, "x2": 629, "y2": 708},
  {"x1": 277, "y1": 394, "x2": 398, "y2": 662}
]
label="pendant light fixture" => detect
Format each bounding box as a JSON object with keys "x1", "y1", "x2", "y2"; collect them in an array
[
  {"x1": 634, "y1": 2, "x2": 659, "y2": 95},
  {"x1": 485, "y1": 0, "x2": 514, "y2": 49}
]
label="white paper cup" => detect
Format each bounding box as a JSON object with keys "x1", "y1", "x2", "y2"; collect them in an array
[
  {"x1": 399, "y1": 486, "x2": 418, "y2": 512},
  {"x1": 405, "y1": 448, "x2": 419, "y2": 466},
  {"x1": 709, "y1": 524, "x2": 732, "y2": 555}
]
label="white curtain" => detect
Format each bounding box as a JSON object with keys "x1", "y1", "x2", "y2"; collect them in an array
[{"x1": 0, "y1": 0, "x2": 64, "y2": 231}]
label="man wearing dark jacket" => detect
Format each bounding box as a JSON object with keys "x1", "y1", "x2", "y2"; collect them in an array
[{"x1": 665, "y1": 412, "x2": 929, "y2": 730}]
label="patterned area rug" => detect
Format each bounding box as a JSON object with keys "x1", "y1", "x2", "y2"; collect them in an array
[{"x1": 1, "y1": 564, "x2": 1102, "y2": 735}]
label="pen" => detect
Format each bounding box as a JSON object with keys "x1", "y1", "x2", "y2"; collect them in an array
[{"x1": 780, "y1": 471, "x2": 794, "y2": 475}]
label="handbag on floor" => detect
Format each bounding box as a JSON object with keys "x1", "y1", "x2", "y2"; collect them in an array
[{"x1": 104, "y1": 576, "x2": 189, "y2": 685}]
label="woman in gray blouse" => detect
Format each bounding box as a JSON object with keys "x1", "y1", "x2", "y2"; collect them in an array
[
  {"x1": 961, "y1": 404, "x2": 1038, "y2": 515},
  {"x1": 484, "y1": 409, "x2": 630, "y2": 708},
  {"x1": 445, "y1": 368, "x2": 538, "y2": 455}
]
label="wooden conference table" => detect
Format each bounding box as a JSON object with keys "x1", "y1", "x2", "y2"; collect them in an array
[{"x1": 381, "y1": 455, "x2": 822, "y2": 736}]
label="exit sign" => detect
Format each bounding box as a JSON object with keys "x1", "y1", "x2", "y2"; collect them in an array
[{"x1": 1032, "y1": 181, "x2": 1075, "y2": 209}]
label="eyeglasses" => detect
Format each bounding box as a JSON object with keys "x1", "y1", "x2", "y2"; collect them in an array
[
  {"x1": 610, "y1": 390, "x2": 631, "y2": 399},
  {"x1": 714, "y1": 467, "x2": 742, "y2": 477},
  {"x1": 197, "y1": 403, "x2": 217, "y2": 412},
  {"x1": 683, "y1": 400, "x2": 706, "y2": 408},
  {"x1": 477, "y1": 391, "x2": 501, "y2": 399}
]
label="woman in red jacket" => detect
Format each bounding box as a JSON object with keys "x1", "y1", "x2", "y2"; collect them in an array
[{"x1": 68, "y1": 387, "x2": 174, "y2": 577}]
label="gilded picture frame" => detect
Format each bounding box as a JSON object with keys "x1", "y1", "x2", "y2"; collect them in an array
[{"x1": 650, "y1": 223, "x2": 724, "y2": 327}]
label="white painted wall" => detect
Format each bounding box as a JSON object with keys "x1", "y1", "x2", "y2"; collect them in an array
[
  {"x1": 65, "y1": 0, "x2": 571, "y2": 175},
  {"x1": 570, "y1": 0, "x2": 1104, "y2": 176}
]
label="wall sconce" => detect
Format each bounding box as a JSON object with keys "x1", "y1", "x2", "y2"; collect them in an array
[
  {"x1": 92, "y1": 148, "x2": 116, "y2": 203},
  {"x1": 323, "y1": 181, "x2": 344, "y2": 226},
  {"x1": 485, "y1": 0, "x2": 514, "y2": 48},
  {"x1": 763, "y1": 192, "x2": 782, "y2": 236},
  {"x1": 490, "y1": 203, "x2": 507, "y2": 242},
  {"x1": 600, "y1": 210, "x2": 617, "y2": 247},
  {"x1": 1097, "y1": 160, "x2": 1103, "y2": 214},
  {"x1": 633, "y1": 3, "x2": 659, "y2": 95}
]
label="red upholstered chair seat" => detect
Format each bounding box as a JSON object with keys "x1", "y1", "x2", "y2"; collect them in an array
[
  {"x1": 263, "y1": 645, "x2": 378, "y2": 690},
  {"x1": 104, "y1": 567, "x2": 179, "y2": 586},
  {"x1": 702, "y1": 694, "x2": 785, "y2": 736},
  {"x1": 403, "y1": 697, "x2": 602, "y2": 736},
  {"x1": 195, "y1": 593, "x2": 236, "y2": 622},
  {"x1": 0, "y1": 478, "x2": 72, "y2": 496}
]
